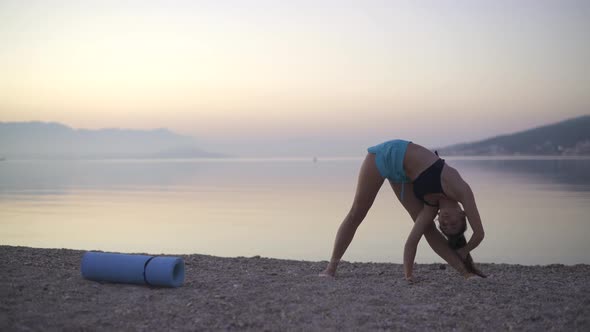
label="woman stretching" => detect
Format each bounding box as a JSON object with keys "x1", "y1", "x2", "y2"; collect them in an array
[{"x1": 320, "y1": 139, "x2": 486, "y2": 281}]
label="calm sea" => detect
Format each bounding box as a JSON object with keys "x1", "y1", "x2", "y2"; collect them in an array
[{"x1": 1, "y1": 157, "x2": 589, "y2": 265}]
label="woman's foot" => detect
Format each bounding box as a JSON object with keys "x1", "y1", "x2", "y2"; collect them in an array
[
  {"x1": 463, "y1": 272, "x2": 482, "y2": 280},
  {"x1": 318, "y1": 270, "x2": 335, "y2": 278},
  {"x1": 319, "y1": 263, "x2": 337, "y2": 277}
]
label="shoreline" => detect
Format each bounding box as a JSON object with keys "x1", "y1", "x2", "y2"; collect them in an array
[
  {"x1": 1, "y1": 245, "x2": 589, "y2": 331},
  {"x1": 2, "y1": 244, "x2": 588, "y2": 267}
]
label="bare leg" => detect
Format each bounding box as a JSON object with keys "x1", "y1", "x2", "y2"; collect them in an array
[
  {"x1": 320, "y1": 153, "x2": 385, "y2": 277},
  {"x1": 389, "y1": 182, "x2": 469, "y2": 276}
]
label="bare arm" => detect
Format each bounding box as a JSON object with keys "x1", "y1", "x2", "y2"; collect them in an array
[
  {"x1": 444, "y1": 167, "x2": 485, "y2": 253},
  {"x1": 457, "y1": 181, "x2": 485, "y2": 252},
  {"x1": 403, "y1": 206, "x2": 437, "y2": 280}
]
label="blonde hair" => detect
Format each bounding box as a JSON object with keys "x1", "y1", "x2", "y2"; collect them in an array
[{"x1": 436, "y1": 209, "x2": 467, "y2": 249}]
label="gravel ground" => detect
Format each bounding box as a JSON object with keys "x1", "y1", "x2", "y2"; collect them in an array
[{"x1": 1, "y1": 245, "x2": 589, "y2": 331}]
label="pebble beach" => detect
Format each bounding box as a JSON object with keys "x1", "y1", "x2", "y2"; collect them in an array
[{"x1": 1, "y1": 245, "x2": 589, "y2": 331}]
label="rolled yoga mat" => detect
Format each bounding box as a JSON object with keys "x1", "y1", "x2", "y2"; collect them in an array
[{"x1": 81, "y1": 252, "x2": 185, "y2": 288}]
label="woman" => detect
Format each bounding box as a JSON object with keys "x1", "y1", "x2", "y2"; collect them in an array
[{"x1": 320, "y1": 139, "x2": 485, "y2": 281}]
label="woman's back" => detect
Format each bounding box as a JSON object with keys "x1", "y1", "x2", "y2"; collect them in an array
[{"x1": 403, "y1": 142, "x2": 440, "y2": 180}]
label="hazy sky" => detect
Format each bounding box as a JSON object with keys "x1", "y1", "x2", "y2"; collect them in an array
[{"x1": 1, "y1": 0, "x2": 589, "y2": 156}]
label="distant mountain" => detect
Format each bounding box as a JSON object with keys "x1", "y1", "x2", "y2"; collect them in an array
[
  {"x1": 0, "y1": 121, "x2": 227, "y2": 159},
  {"x1": 437, "y1": 115, "x2": 590, "y2": 156}
]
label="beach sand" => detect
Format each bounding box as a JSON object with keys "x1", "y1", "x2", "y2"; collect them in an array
[{"x1": 1, "y1": 245, "x2": 588, "y2": 331}]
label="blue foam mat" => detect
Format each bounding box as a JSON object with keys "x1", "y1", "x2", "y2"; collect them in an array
[{"x1": 81, "y1": 252, "x2": 184, "y2": 288}]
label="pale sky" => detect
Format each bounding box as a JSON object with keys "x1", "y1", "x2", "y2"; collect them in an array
[{"x1": 1, "y1": 0, "x2": 589, "y2": 156}]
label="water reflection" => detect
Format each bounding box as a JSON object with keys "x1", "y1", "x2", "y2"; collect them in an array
[
  {"x1": 2, "y1": 158, "x2": 589, "y2": 196},
  {"x1": 450, "y1": 158, "x2": 590, "y2": 192},
  {"x1": 0, "y1": 158, "x2": 588, "y2": 265},
  {"x1": 0, "y1": 159, "x2": 356, "y2": 196}
]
